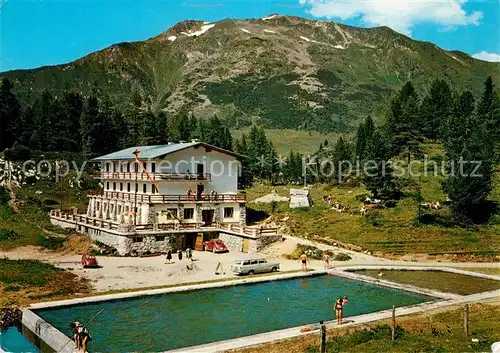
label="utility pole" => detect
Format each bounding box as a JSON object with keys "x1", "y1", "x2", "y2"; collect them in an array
[{"x1": 134, "y1": 161, "x2": 138, "y2": 226}]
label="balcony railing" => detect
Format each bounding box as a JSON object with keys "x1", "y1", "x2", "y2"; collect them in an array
[
  {"x1": 94, "y1": 172, "x2": 211, "y2": 182},
  {"x1": 87, "y1": 190, "x2": 246, "y2": 203}
]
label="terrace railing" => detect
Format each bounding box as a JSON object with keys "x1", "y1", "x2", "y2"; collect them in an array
[
  {"x1": 86, "y1": 190, "x2": 246, "y2": 203},
  {"x1": 93, "y1": 172, "x2": 211, "y2": 182},
  {"x1": 49, "y1": 209, "x2": 276, "y2": 236}
]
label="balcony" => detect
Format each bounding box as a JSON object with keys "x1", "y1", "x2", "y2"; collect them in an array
[
  {"x1": 87, "y1": 190, "x2": 246, "y2": 203},
  {"x1": 94, "y1": 172, "x2": 211, "y2": 182}
]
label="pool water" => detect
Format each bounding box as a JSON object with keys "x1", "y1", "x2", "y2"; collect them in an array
[
  {"x1": 36, "y1": 275, "x2": 432, "y2": 352},
  {"x1": 0, "y1": 328, "x2": 39, "y2": 353}
]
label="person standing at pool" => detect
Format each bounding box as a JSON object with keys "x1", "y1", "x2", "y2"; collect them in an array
[
  {"x1": 323, "y1": 252, "x2": 330, "y2": 270},
  {"x1": 178, "y1": 249, "x2": 183, "y2": 261},
  {"x1": 298, "y1": 253, "x2": 309, "y2": 272},
  {"x1": 334, "y1": 297, "x2": 347, "y2": 325},
  {"x1": 166, "y1": 250, "x2": 172, "y2": 263},
  {"x1": 76, "y1": 322, "x2": 92, "y2": 353}
]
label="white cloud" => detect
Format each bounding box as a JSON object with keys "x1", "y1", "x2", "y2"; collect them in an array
[
  {"x1": 472, "y1": 51, "x2": 500, "y2": 62},
  {"x1": 299, "y1": 0, "x2": 482, "y2": 35}
]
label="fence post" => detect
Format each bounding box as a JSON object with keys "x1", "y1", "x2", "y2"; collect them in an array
[
  {"x1": 392, "y1": 305, "x2": 396, "y2": 341},
  {"x1": 463, "y1": 304, "x2": 469, "y2": 336},
  {"x1": 320, "y1": 323, "x2": 326, "y2": 353}
]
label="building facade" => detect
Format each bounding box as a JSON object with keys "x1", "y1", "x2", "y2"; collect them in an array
[
  {"x1": 50, "y1": 142, "x2": 280, "y2": 255},
  {"x1": 88, "y1": 142, "x2": 246, "y2": 229}
]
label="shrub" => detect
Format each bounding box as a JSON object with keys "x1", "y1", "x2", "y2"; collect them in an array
[
  {"x1": 36, "y1": 235, "x2": 65, "y2": 250},
  {"x1": 384, "y1": 200, "x2": 397, "y2": 208},
  {"x1": 285, "y1": 244, "x2": 331, "y2": 260},
  {"x1": 0, "y1": 187, "x2": 10, "y2": 205},
  {"x1": 0, "y1": 229, "x2": 20, "y2": 241},
  {"x1": 333, "y1": 253, "x2": 351, "y2": 261}
]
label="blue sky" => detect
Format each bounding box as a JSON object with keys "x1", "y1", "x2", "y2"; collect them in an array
[{"x1": 1, "y1": 0, "x2": 499, "y2": 72}]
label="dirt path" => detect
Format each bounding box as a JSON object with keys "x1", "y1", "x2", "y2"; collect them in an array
[{"x1": 4, "y1": 181, "x2": 19, "y2": 213}]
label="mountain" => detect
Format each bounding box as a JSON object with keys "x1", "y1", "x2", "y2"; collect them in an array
[{"x1": 3, "y1": 15, "x2": 499, "y2": 133}]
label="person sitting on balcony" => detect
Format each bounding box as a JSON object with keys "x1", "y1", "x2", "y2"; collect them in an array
[
  {"x1": 185, "y1": 170, "x2": 190, "y2": 180},
  {"x1": 201, "y1": 191, "x2": 206, "y2": 200},
  {"x1": 187, "y1": 189, "x2": 192, "y2": 197}
]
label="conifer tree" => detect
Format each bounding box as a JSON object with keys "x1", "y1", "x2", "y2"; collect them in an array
[
  {"x1": 419, "y1": 79, "x2": 452, "y2": 140},
  {"x1": 0, "y1": 78, "x2": 21, "y2": 150},
  {"x1": 442, "y1": 89, "x2": 494, "y2": 223},
  {"x1": 361, "y1": 130, "x2": 395, "y2": 198}
]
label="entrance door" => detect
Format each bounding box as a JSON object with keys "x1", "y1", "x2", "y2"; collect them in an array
[
  {"x1": 196, "y1": 163, "x2": 204, "y2": 175},
  {"x1": 242, "y1": 239, "x2": 249, "y2": 253},
  {"x1": 197, "y1": 184, "x2": 204, "y2": 200},
  {"x1": 202, "y1": 210, "x2": 214, "y2": 226}
]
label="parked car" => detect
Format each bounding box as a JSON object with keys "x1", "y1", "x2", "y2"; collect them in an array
[
  {"x1": 203, "y1": 239, "x2": 228, "y2": 253},
  {"x1": 81, "y1": 254, "x2": 99, "y2": 268},
  {"x1": 231, "y1": 258, "x2": 280, "y2": 275}
]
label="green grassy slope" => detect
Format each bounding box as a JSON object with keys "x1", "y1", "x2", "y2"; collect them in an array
[{"x1": 3, "y1": 15, "x2": 499, "y2": 132}]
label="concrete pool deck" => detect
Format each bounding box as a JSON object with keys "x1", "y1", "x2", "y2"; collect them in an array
[{"x1": 21, "y1": 267, "x2": 500, "y2": 353}]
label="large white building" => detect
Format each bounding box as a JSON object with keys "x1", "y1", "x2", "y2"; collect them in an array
[
  {"x1": 50, "y1": 141, "x2": 279, "y2": 255},
  {"x1": 88, "y1": 141, "x2": 246, "y2": 228}
]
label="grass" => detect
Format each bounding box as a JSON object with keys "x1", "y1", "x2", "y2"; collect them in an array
[
  {"x1": 232, "y1": 303, "x2": 500, "y2": 353},
  {"x1": 0, "y1": 258, "x2": 91, "y2": 306},
  {"x1": 462, "y1": 268, "x2": 500, "y2": 276},
  {"x1": 231, "y1": 128, "x2": 345, "y2": 155},
  {"x1": 354, "y1": 270, "x2": 500, "y2": 295},
  {"x1": 245, "y1": 176, "x2": 500, "y2": 258},
  {"x1": 0, "y1": 178, "x2": 85, "y2": 250}
]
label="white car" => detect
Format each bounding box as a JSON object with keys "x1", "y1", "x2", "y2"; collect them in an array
[{"x1": 231, "y1": 258, "x2": 280, "y2": 275}]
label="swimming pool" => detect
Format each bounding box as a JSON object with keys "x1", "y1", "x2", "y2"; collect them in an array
[
  {"x1": 34, "y1": 275, "x2": 432, "y2": 352},
  {"x1": 0, "y1": 327, "x2": 39, "y2": 353}
]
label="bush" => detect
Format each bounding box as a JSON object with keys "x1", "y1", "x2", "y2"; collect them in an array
[
  {"x1": 0, "y1": 229, "x2": 20, "y2": 241},
  {"x1": 36, "y1": 235, "x2": 65, "y2": 250},
  {"x1": 284, "y1": 244, "x2": 331, "y2": 260},
  {"x1": 333, "y1": 253, "x2": 351, "y2": 261},
  {"x1": 4, "y1": 144, "x2": 31, "y2": 161},
  {"x1": 384, "y1": 200, "x2": 397, "y2": 208},
  {"x1": 0, "y1": 187, "x2": 10, "y2": 205}
]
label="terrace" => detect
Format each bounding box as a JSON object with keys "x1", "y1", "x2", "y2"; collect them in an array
[
  {"x1": 87, "y1": 190, "x2": 247, "y2": 203},
  {"x1": 49, "y1": 210, "x2": 277, "y2": 237},
  {"x1": 93, "y1": 172, "x2": 212, "y2": 182}
]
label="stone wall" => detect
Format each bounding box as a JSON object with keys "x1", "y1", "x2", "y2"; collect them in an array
[
  {"x1": 87, "y1": 227, "x2": 131, "y2": 255},
  {"x1": 218, "y1": 232, "x2": 244, "y2": 252},
  {"x1": 256, "y1": 234, "x2": 282, "y2": 252},
  {"x1": 129, "y1": 235, "x2": 176, "y2": 254}
]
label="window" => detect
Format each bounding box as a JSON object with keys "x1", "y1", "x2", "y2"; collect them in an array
[
  {"x1": 184, "y1": 208, "x2": 194, "y2": 219},
  {"x1": 113, "y1": 162, "x2": 118, "y2": 172},
  {"x1": 156, "y1": 236, "x2": 166, "y2": 242},
  {"x1": 105, "y1": 163, "x2": 110, "y2": 172},
  {"x1": 143, "y1": 162, "x2": 147, "y2": 172},
  {"x1": 167, "y1": 209, "x2": 178, "y2": 220},
  {"x1": 135, "y1": 184, "x2": 139, "y2": 193},
  {"x1": 224, "y1": 207, "x2": 234, "y2": 218},
  {"x1": 120, "y1": 182, "x2": 123, "y2": 191},
  {"x1": 259, "y1": 259, "x2": 267, "y2": 264},
  {"x1": 127, "y1": 183, "x2": 131, "y2": 192},
  {"x1": 134, "y1": 162, "x2": 139, "y2": 173},
  {"x1": 132, "y1": 236, "x2": 143, "y2": 243},
  {"x1": 242, "y1": 260, "x2": 250, "y2": 265},
  {"x1": 151, "y1": 163, "x2": 156, "y2": 173},
  {"x1": 143, "y1": 184, "x2": 147, "y2": 193},
  {"x1": 250, "y1": 260, "x2": 258, "y2": 265},
  {"x1": 152, "y1": 185, "x2": 158, "y2": 194},
  {"x1": 106, "y1": 182, "x2": 109, "y2": 190},
  {"x1": 113, "y1": 182, "x2": 116, "y2": 191},
  {"x1": 126, "y1": 163, "x2": 130, "y2": 173}
]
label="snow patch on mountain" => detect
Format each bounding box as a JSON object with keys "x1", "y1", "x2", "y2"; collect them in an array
[{"x1": 181, "y1": 24, "x2": 216, "y2": 37}]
